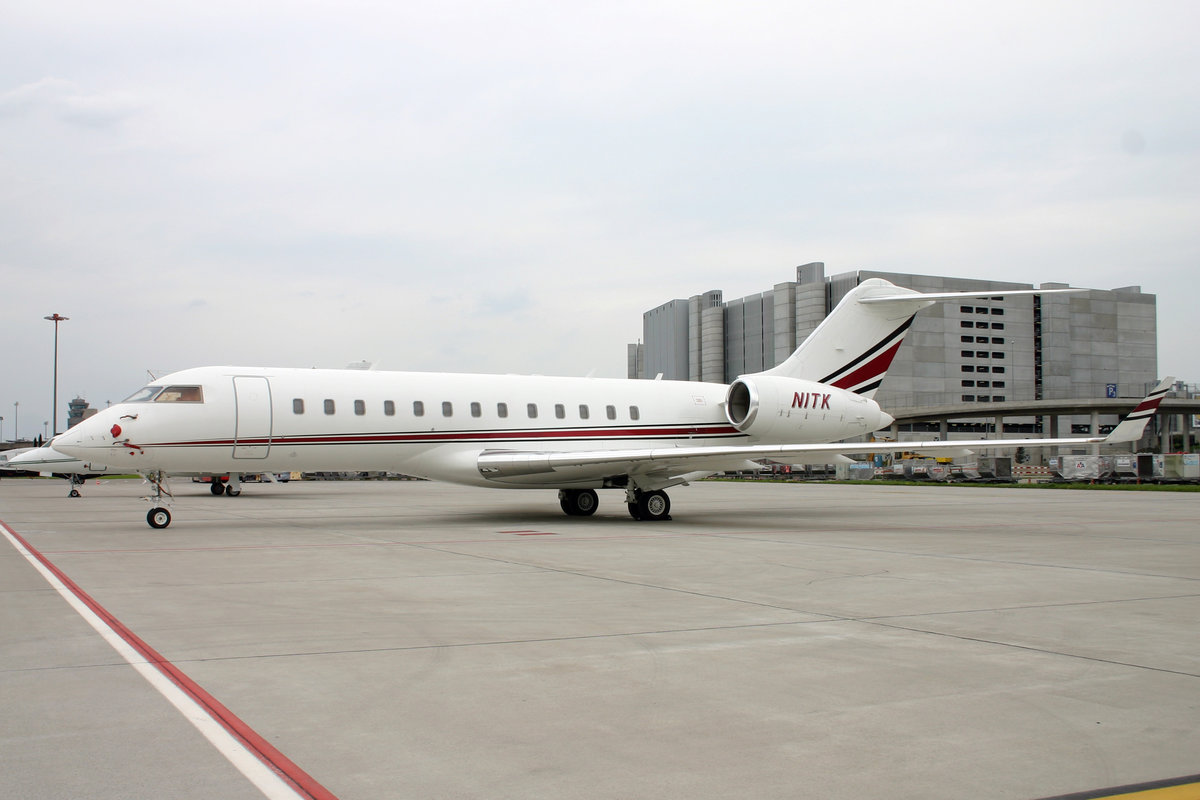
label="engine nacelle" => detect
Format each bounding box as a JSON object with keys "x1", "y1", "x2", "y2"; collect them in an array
[{"x1": 724, "y1": 375, "x2": 891, "y2": 443}]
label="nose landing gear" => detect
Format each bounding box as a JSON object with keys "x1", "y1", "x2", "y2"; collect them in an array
[{"x1": 142, "y1": 471, "x2": 174, "y2": 529}]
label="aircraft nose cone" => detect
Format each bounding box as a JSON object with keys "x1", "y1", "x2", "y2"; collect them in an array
[{"x1": 877, "y1": 411, "x2": 896, "y2": 430}]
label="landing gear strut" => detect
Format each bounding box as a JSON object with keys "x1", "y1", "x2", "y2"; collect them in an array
[
  {"x1": 627, "y1": 489, "x2": 671, "y2": 521},
  {"x1": 143, "y1": 471, "x2": 173, "y2": 529},
  {"x1": 68, "y1": 475, "x2": 85, "y2": 498}
]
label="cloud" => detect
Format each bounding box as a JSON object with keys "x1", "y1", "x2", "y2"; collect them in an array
[{"x1": 0, "y1": 77, "x2": 140, "y2": 127}]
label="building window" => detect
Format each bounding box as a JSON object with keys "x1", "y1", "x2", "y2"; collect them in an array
[
  {"x1": 606, "y1": 404, "x2": 617, "y2": 420},
  {"x1": 960, "y1": 321, "x2": 974, "y2": 328},
  {"x1": 991, "y1": 307, "x2": 1004, "y2": 315},
  {"x1": 293, "y1": 398, "x2": 305, "y2": 414},
  {"x1": 992, "y1": 337, "x2": 1004, "y2": 344},
  {"x1": 993, "y1": 395, "x2": 1006, "y2": 401},
  {"x1": 991, "y1": 322, "x2": 1005, "y2": 330},
  {"x1": 384, "y1": 400, "x2": 395, "y2": 416},
  {"x1": 976, "y1": 351, "x2": 989, "y2": 358},
  {"x1": 993, "y1": 366, "x2": 1005, "y2": 374},
  {"x1": 992, "y1": 351, "x2": 1005, "y2": 359},
  {"x1": 975, "y1": 306, "x2": 988, "y2": 314},
  {"x1": 470, "y1": 402, "x2": 482, "y2": 418},
  {"x1": 993, "y1": 381, "x2": 1006, "y2": 388},
  {"x1": 977, "y1": 380, "x2": 990, "y2": 388},
  {"x1": 977, "y1": 366, "x2": 990, "y2": 373},
  {"x1": 629, "y1": 406, "x2": 640, "y2": 421},
  {"x1": 413, "y1": 401, "x2": 424, "y2": 417},
  {"x1": 962, "y1": 395, "x2": 976, "y2": 402},
  {"x1": 555, "y1": 403, "x2": 566, "y2": 419},
  {"x1": 354, "y1": 399, "x2": 366, "y2": 416},
  {"x1": 961, "y1": 350, "x2": 974, "y2": 358},
  {"x1": 960, "y1": 305, "x2": 974, "y2": 313},
  {"x1": 962, "y1": 380, "x2": 975, "y2": 387},
  {"x1": 579, "y1": 404, "x2": 590, "y2": 419},
  {"x1": 977, "y1": 395, "x2": 990, "y2": 402},
  {"x1": 527, "y1": 403, "x2": 538, "y2": 418},
  {"x1": 962, "y1": 365, "x2": 975, "y2": 373},
  {"x1": 961, "y1": 335, "x2": 974, "y2": 343},
  {"x1": 497, "y1": 402, "x2": 508, "y2": 418},
  {"x1": 324, "y1": 399, "x2": 335, "y2": 415},
  {"x1": 442, "y1": 401, "x2": 453, "y2": 417}
]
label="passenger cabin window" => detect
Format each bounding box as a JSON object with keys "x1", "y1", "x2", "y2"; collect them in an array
[
  {"x1": 442, "y1": 401, "x2": 453, "y2": 417},
  {"x1": 555, "y1": 403, "x2": 565, "y2": 419},
  {"x1": 497, "y1": 402, "x2": 508, "y2": 418},
  {"x1": 629, "y1": 406, "x2": 640, "y2": 421},
  {"x1": 354, "y1": 400, "x2": 366, "y2": 416},
  {"x1": 293, "y1": 399, "x2": 305, "y2": 414},
  {"x1": 527, "y1": 403, "x2": 538, "y2": 419},
  {"x1": 384, "y1": 400, "x2": 395, "y2": 416},
  {"x1": 155, "y1": 386, "x2": 204, "y2": 402},
  {"x1": 579, "y1": 404, "x2": 590, "y2": 419},
  {"x1": 413, "y1": 401, "x2": 425, "y2": 417},
  {"x1": 606, "y1": 405, "x2": 616, "y2": 420},
  {"x1": 470, "y1": 402, "x2": 482, "y2": 418},
  {"x1": 324, "y1": 399, "x2": 336, "y2": 415}
]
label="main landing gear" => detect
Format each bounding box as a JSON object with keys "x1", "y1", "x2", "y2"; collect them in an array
[
  {"x1": 68, "y1": 475, "x2": 85, "y2": 498},
  {"x1": 208, "y1": 475, "x2": 242, "y2": 496},
  {"x1": 627, "y1": 489, "x2": 671, "y2": 521},
  {"x1": 559, "y1": 489, "x2": 599, "y2": 516},
  {"x1": 556, "y1": 487, "x2": 672, "y2": 521}
]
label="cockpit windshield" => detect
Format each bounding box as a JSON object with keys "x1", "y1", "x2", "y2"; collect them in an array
[
  {"x1": 124, "y1": 385, "x2": 164, "y2": 402},
  {"x1": 122, "y1": 385, "x2": 204, "y2": 403}
]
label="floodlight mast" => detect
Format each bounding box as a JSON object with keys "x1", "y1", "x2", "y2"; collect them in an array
[{"x1": 44, "y1": 313, "x2": 69, "y2": 436}]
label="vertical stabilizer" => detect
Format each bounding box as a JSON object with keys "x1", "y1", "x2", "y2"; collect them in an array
[{"x1": 759, "y1": 279, "x2": 933, "y2": 397}]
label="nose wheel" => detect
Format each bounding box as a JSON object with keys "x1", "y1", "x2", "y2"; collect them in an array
[{"x1": 147, "y1": 507, "x2": 172, "y2": 529}]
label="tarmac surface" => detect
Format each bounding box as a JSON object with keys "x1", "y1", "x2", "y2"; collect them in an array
[{"x1": 2, "y1": 476, "x2": 1198, "y2": 800}]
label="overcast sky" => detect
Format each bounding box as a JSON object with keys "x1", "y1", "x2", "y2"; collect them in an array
[{"x1": 2, "y1": 1, "x2": 1197, "y2": 439}]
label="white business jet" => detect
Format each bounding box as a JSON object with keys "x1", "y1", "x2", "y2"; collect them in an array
[
  {"x1": 51, "y1": 279, "x2": 1171, "y2": 528},
  {"x1": 1, "y1": 444, "x2": 111, "y2": 496}
]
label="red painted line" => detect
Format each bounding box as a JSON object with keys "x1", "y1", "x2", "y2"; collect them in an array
[
  {"x1": 0, "y1": 519, "x2": 340, "y2": 800},
  {"x1": 514, "y1": 532, "x2": 558, "y2": 536}
]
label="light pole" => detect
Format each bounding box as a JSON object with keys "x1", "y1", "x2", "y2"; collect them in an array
[
  {"x1": 44, "y1": 313, "x2": 69, "y2": 436},
  {"x1": 0, "y1": 415, "x2": 4, "y2": 442},
  {"x1": 13, "y1": 402, "x2": 18, "y2": 442}
]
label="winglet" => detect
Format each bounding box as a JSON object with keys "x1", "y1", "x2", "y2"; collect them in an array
[{"x1": 1105, "y1": 377, "x2": 1173, "y2": 443}]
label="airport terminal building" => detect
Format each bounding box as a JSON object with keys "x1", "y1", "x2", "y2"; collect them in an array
[{"x1": 628, "y1": 262, "x2": 1160, "y2": 438}]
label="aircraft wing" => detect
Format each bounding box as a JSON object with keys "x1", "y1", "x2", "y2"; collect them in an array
[{"x1": 478, "y1": 377, "x2": 1172, "y2": 486}]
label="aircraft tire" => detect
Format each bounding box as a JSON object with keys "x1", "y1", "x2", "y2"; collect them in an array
[
  {"x1": 636, "y1": 490, "x2": 671, "y2": 521},
  {"x1": 147, "y1": 507, "x2": 172, "y2": 529},
  {"x1": 210, "y1": 482, "x2": 224, "y2": 496},
  {"x1": 69, "y1": 489, "x2": 81, "y2": 498},
  {"x1": 225, "y1": 485, "x2": 241, "y2": 497},
  {"x1": 627, "y1": 502, "x2": 642, "y2": 520},
  {"x1": 559, "y1": 489, "x2": 599, "y2": 516}
]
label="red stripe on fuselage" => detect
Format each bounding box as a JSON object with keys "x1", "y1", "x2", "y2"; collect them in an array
[{"x1": 151, "y1": 424, "x2": 746, "y2": 449}]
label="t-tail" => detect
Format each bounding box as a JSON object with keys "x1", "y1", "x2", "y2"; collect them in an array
[
  {"x1": 757, "y1": 279, "x2": 935, "y2": 397},
  {"x1": 757, "y1": 278, "x2": 1084, "y2": 399}
]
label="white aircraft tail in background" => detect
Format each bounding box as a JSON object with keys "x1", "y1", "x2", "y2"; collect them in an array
[{"x1": 51, "y1": 279, "x2": 1170, "y2": 528}]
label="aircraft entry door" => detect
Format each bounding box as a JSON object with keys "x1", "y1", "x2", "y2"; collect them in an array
[{"x1": 233, "y1": 376, "x2": 272, "y2": 459}]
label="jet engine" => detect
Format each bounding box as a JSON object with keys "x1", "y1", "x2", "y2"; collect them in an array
[{"x1": 724, "y1": 375, "x2": 892, "y2": 442}]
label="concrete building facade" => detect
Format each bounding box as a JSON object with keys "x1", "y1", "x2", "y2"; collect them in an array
[{"x1": 629, "y1": 263, "x2": 1159, "y2": 420}]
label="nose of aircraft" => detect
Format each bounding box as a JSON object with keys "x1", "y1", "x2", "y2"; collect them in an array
[{"x1": 877, "y1": 410, "x2": 896, "y2": 430}]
